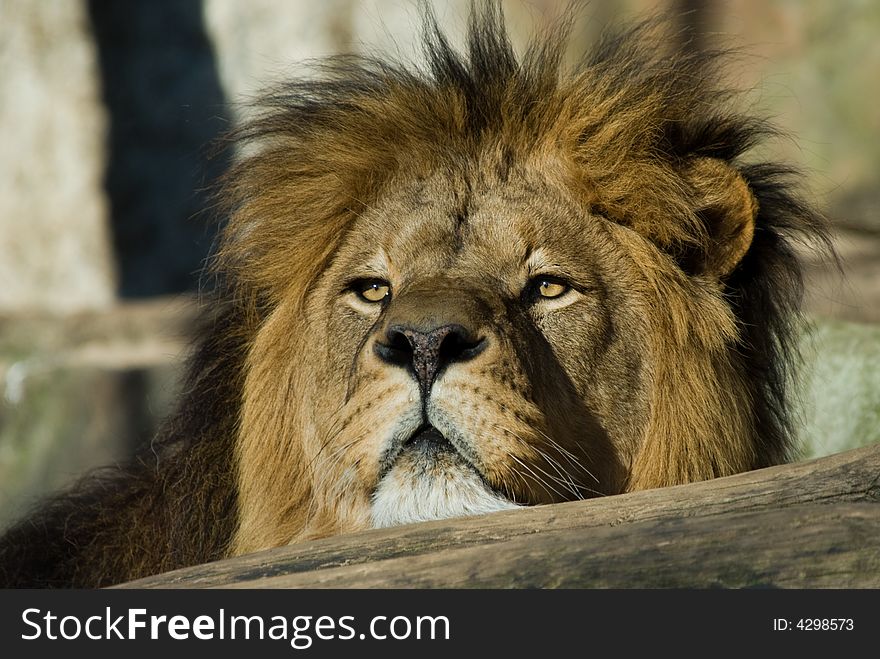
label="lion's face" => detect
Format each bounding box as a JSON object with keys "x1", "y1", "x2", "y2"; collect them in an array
[{"x1": 290, "y1": 166, "x2": 651, "y2": 533}]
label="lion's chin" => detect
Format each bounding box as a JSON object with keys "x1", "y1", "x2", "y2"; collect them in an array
[{"x1": 370, "y1": 434, "x2": 518, "y2": 529}]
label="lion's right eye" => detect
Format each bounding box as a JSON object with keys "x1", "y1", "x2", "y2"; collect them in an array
[
  {"x1": 352, "y1": 279, "x2": 391, "y2": 303},
  {"x1": 525, "y1": 275, "x2": 571, "y2": 302},
  {"x1": 536, "y1": 278, "x2": 568, "y2": 298}
]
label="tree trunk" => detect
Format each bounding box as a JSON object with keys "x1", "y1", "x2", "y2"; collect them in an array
[{"x1": 120, "y1": 443, "x2": 880, "y2": 588}]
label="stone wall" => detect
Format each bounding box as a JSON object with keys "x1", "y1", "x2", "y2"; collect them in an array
[{"x1": 0, "y1": 0, "x2": 115, "y2": 313}]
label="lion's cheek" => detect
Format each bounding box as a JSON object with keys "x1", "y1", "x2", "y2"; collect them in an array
[{"x1": 294, "y1": 370, "x2": 424, "y2": 537}]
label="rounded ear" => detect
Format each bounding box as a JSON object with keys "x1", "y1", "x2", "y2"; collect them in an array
[{"x1": 682, "y1": 157, "x2": 758, "y2": 278}]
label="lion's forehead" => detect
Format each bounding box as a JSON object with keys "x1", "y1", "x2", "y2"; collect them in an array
[{"x1": 352, "y1": 175, "x2": 599, "y2": 282}]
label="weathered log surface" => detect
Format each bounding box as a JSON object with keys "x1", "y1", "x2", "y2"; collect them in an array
[{"x1": 121, "y1": 444, "x2": 880, "y2": 589}]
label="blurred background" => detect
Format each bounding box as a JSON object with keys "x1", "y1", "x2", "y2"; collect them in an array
[{"x1": 1, "y1": 0, "x2": 878, "y2": 529}]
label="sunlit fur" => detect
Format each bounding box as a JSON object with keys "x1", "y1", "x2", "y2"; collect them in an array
[{"x1": 0, "y1": 4, "x2": 828, "y2": 587}]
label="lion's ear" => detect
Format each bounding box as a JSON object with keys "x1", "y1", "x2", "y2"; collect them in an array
[{"x1": 681, "y1": 157, "x2": 758, "y2": 278}]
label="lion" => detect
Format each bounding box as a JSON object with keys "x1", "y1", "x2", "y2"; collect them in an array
[{"x1": 0, "y1": 6, "x2": 827, "y2": 587}]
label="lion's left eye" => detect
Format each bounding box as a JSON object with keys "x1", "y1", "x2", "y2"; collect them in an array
[
  {"x1": 528, "y1": 276, "x2": 570, "y2": 300},
  {"x1": 352, "y1": 279, "x2": 391, "y2": 303}
]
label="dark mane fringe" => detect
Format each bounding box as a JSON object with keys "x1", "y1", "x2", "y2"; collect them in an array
[{"x1": 731, "y1": 163, "x2": 831, "y2": 463}]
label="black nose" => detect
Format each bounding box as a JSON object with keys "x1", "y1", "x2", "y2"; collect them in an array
[{"x1": 374, "y1": 324, "x2": 486, "y2": 394}]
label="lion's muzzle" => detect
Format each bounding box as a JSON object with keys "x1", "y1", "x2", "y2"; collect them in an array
[{"x1": 370, "y1": 422, "x2": 518, "y2": 528}]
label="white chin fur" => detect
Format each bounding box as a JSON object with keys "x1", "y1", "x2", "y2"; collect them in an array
[{"x1": 370, "y1": 448, "x2": 518, "y2": 529}]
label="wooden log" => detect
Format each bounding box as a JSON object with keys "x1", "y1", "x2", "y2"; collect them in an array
[{"x1": 120, "y1": 443, "x2": 880, "y2": 589}]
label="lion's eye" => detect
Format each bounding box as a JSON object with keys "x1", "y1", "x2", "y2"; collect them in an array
[
  {"x1": 353, "y1": 279, "x2": 391, "y2": 303},
  {"x1": 530, "y1": 276, "x2": 570, "y2": 300}
]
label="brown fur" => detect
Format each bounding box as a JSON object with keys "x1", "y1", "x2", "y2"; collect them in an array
[{"x1": 0, "y1": 5, "x2": 828, "y2": 587}]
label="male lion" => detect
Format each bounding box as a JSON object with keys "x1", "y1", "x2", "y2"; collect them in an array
[{"x1": 0, "y1": 7, "x2": 826, "y2": 587}]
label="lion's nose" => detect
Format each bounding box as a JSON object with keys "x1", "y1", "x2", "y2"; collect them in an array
[{"x1": 374, "y1": 324, "x2": 486, "y2": 394}]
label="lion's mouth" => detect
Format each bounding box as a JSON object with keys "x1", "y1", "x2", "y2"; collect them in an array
[
  {"x1": 371, "y1": 421, "x2": 519, "y2": 528},
  {"x1": 405, "y1": 424, "x2": 451, "y2": 451},
  {"x1": 377, "y1": 422, "x2": 466, "y2": 481}
]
